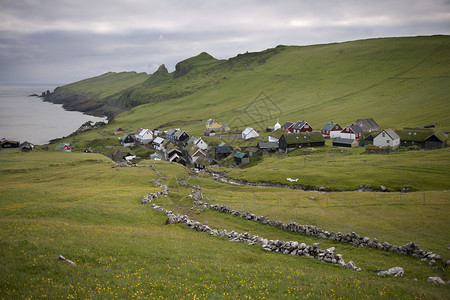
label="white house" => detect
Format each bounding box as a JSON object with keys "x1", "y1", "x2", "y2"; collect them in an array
[
  {"x1": 242, "y1": 127, "x2": 259, "y2": 140},
  {"x1": 340, "y1": 124, "x2": 363, "y2": 140},
  {"x1": 152, "y1": 137, "x2": 165, "y2": 150},
  {"x1": 373, "y1": 128, "x2": 400, "y2": 150},
  {"x1": 188, "y1": 136, "x2": 208, "y2": 151},
  {"x1": 136, "y1": 129, "x2": 153, "y2": 144}
]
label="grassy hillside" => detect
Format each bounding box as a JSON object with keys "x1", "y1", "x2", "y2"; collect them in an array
[
  {"x1": 47, "y1": 35, "x2": 450, "y2": 133},
  {"x1": 0, "y1": 150, "x2": 449, "y2": 298},
  {"x1": 100, "y1": 35, "x2": 449, "y2": 137}
]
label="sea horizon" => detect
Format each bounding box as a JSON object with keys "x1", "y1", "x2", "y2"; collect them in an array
[{"x1": 0, "y1": 84, "x2": 107, "y2": 145}]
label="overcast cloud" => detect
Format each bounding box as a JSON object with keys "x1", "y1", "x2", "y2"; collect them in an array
[{"x1": 0, "y1": 0, "x2": 449, "y2": 84}]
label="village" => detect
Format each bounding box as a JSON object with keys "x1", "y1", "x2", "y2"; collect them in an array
[
  {"x1": 30, "y1": 117, "x2": 445, "y2": 170},
  {"x1": 2, "y1": 117, "x2": 447, "y2": 170}
]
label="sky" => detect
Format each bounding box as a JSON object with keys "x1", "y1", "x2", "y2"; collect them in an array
[{"x1": 0, "y1": 0, "x2": 449, "y2": 84}]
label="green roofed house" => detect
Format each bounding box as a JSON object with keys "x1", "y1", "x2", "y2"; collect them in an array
[
  {"x1": 234, "y1": 151, "x2": 249, "y2": 166},
  {"x1": 279, "y1": 132, "x2": 325, "y2": 152},
  {"x1": 396, "y1": 129, "x2": 448, "y2": 150}
]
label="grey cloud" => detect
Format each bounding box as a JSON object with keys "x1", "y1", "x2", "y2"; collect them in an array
[{"x1": 0, "y1": 0, "x2": 449, "y2": 83}]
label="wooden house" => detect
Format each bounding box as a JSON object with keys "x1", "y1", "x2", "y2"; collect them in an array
[
  {"x1": 165, "y1": 128, "x2": 177, "y2": 140},
  {"x1": 281, "y1": 121, "x2": 294, "y2": 132},
  {"x1": 135, "y1": 129, "x2": 153, "y2": 144},
  {"x1": 332, "y1": 137, "x2": 359, "y2": 148},
  {"x1": 114, "y1": 127, "x2": 124, "y2": 135},
  {"x1": 20, "y1": 141, "x2": 34, "y2": 152},
  {"x1": 215, "y1": 144, "x2": 233, "y2": 160},
  {"x1": 373, "y1": 128, "x2": 400, "y2": 150},
  {"x1": 187, "y1": 136, "x2": 208, "y2": 151},
  {"x1": 234, "y1": 151, "x2": 249, "y2": 166},
  {"x1": 396, "y1": 129, "x2": 448, "y2": 150},
  {"x1": 291, "y1": 121, "x2": 313, "y2": 134},
  {"x1": 167, "y1": 148, "x2": 186, "y2": 166},
  {"x1": 359, "y1": 132, "x2": 377, "y2": 146},
  {"x1": 152, "y1": 137, "x2": 165, "y2": 150},
  {"x1": 174, "y1": 129, "x2": 189, "y2": 142},
  {"x1": 206, "y1": 119, "x2": 230, "y2": 132},
  {"x1": 194, "y1": 157, "x2": 217, "y2": 170},
  {"x1": 187, "y1": 144, "x2": 207, "y2": 164},
  {"x1": 242, "y1": 127, "x2": 259, "y2": 140},
  {"x1": 121, "y1": 134, "x2": 135, "y2": 147},
  {"x1": 257, "y1": 141, "x2": 279, "y2": 154},
  {"x1": 279, "y1": 132, "x2": 325, "y2": 152},
  {"x1": 0, "y1": 139, "x2": 19, "y2": 148},
  {"x1": 55, "y1": 143, "x2": 72, "y2": 152},
  {"x1": 356, "y1": 118, "x2": 379, "y2": 132},
  {"x1": 204, "y1": 129, "x2": 216, "y2": 136},
  {"x1": 340, "y1": 124, "x2": 363, "y2": 140},
  {"x1": 321, "y1": 122, "x2": 342, "y2": 138}
]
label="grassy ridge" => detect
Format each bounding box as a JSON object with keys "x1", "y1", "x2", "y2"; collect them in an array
[
  {"x1": 0, "y1": 151, "x2": 449, "y2": 298},
  {"x1": 103, "y1": 35, "x2": 450, "y2": 137}
]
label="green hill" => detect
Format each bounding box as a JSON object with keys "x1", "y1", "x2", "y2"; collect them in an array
[{"x1": 46, "y1": 35, "x2": 450, "y2": 132}]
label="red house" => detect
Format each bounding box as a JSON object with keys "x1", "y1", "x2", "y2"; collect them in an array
[
  {"x1": 291, "y1": 121, "x2": 312, "y2": 133},
  {"x1": 340, "y1": 124, "x2": 363, "y2": 140},
  {"x1": 321, "y1": 122, "x2": 343, "y2": 138},
  {"x1": 281, "y1": 121, "x2": 294, "y2": 132}
]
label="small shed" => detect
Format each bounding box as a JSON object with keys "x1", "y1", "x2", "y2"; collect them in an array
[
  {"x1": 278, "y1": 132, "x2": 325, "y2": 152},
  {"x1": 332, "y1": 137, "x2": 359, "y2": 148},
  {"x1": 234, "y1": 151, "x2": 249, "y2": 166}
]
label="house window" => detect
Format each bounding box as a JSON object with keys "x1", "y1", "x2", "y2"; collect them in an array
[
  {"x1": 387, "y1": 140, "x2": 390, "y2": 143},
  {"x1": 382, "y1": 132, "x2": 385, "y2": 137}
]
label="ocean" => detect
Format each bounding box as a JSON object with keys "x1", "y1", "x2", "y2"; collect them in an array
[{"x1": 0, "y1": 84, "x2": 107, "y2": 145}]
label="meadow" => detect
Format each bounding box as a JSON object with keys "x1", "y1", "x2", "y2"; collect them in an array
[{"x1": 1, "y1": 150, "x2": 449, "y2": 299}]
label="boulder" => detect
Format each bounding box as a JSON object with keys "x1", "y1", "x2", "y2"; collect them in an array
[{"x1": 427, "y1": 277, "x2": 446, "y2": 284}]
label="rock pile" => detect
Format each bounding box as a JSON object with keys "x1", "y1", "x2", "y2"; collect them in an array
[{"x1": 377, "y1": 267, "x2": 404, "y2": 277}]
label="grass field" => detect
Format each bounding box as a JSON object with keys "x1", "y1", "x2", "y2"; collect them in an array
[
  {"x1": 1, "y1": 150, "x2": 449, "y2": 299},
  {"x1": 224, "y1": 147, "x2": 450, "y2": 191}
]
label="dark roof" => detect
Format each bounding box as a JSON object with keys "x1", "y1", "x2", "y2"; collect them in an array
[
  {"x1": 333, "y1": 137, "x2": 356, "y2": 145},
  {"x1": 282, "y1": 132, "x2": 325, "y2": 144},
  {"x1": 356, "y1": 118, "x2": 379, "y2": 132},
  {"x1": 346, "y1": 124, "x2": 364, "y2": 134},
  {"x1": 281, "y1": 121, "x2": 294, "y2": 129},
  {"x1": 292, "y1": 121, "x2": 307, "y2": 130},
  {"x1": 215, "y1": 145, "x2": 232, "y2": 154},
  {"x1": 258, "y1": 142, "x2": 279, "y2": 149}
]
